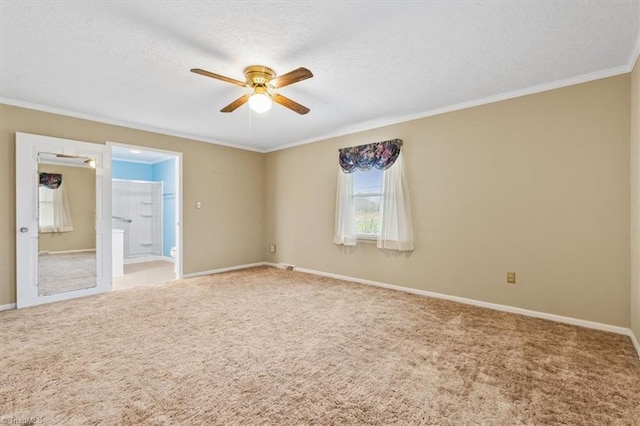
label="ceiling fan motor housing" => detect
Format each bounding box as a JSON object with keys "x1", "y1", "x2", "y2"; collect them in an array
[{"x1": 244, "y1": 65, "x2": 276, "y2": 86}]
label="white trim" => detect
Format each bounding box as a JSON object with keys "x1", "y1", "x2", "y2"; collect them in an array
[
  {"x1": 630, "y1": 331, "x2": 640, "y2": 359},
  {"x1": 39, "y1": 248, "x2": 96, "y2": 255},
  {"x1": 183, "y1": 262, "x2": 267, "y2": 278},
  {"x1": 4, "y1": 46, "x2": 640, "y2": 156},
  {"x1": 0, "y1": 303, "x2": 16, "y2": 311},
  {"x1": 293, "y1": 266, "x2": 633, "y2": 337},
  {"x1": 0, "y1": 97, "x2": 263, "y2": 153},
  {"x1": 272, "y1": 262, "x2": 295, "y2": 270},
  {"x1": 265, "y1": 65, "x2": 631, "y2": 153},
  {"x1": 123, "y1": 255, "x2": 168, "y2": 265}
]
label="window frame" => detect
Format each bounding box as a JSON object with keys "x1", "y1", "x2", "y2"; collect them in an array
[{"x1": 352, "y1": 170, "x2": 384, "y2": 240}]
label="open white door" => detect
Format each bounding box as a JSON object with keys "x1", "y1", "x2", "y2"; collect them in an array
[{"x1": 16, "y1": 132, "x2": 112, "y2": 308}]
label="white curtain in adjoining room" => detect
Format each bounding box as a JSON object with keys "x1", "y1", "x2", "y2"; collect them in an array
[
  {"x1": 333, "y1": 170, "x2": 357, "y2": 246},
  {"x1": 377, "y1": 152, "x2": 414, "y2": 251},
  {"x1": 39, "y1": 182, "x2": 74, "y2": 233}
]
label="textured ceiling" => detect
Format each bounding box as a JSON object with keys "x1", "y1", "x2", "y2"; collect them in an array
[{"x1": 1, "y1": 1, "x2": 639, "y2": 152}]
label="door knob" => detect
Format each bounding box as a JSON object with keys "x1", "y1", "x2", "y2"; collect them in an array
[{"x1": 20, "y1": 227, "x2": 28, "y2": 233}]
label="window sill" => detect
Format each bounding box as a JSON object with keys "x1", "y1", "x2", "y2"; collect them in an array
[{"x1": 356, "y1": 235, "x2": 378, "y2": 244}]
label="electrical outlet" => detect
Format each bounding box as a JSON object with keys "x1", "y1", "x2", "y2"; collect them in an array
[
  {"x1": 507, "y1": 272, "x2": 516, "y2": 284},
  {"x1": 269, "y1": 244, "x2": 276, "y2": 253}
]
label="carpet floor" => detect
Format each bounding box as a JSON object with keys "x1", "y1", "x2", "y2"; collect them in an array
[
  {"x1": 1, "y1": 266, "x2": 639, "y2": 425},
  {"x1": 38, "y1": 252, "x2": 96, "y2": 296},
  {"x1": 113, "y1": 260, "x2": 175, "y2": 291}
]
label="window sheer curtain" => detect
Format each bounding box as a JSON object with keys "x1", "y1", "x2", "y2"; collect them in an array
[
  {"x1": 334, "y1": 140, "x2": 414, "y2": 251},
  {"x1": 39, "y1": 175, "x2": 73, "y2": 233},
  {"x1": 377, "y1": 152, "x2": 414, "y2": 251},
  {"x1": 333, "y1": 170, "x2": 357, "y2": 246}
]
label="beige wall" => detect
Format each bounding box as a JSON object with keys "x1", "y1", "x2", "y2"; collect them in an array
[
  {"x1": 631, "y1": 58, "x2": 640, "y2": 341},
  {"x1": 38, "y1": 164, "x2": 96, "y2": 252},
  {"x1": 1, "y1": 73, "x2": 634, "y2": 329},
  {"x1": 265, "y1": 75, "x2": 631, "y2": 327},
  {"x1": 0, "y1": 104, "x2": 265, "y2": 305}
]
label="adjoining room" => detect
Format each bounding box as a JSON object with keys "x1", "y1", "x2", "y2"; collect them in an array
[{"x1": 110, "y1": 144, "x2": 181, "y2": 291}]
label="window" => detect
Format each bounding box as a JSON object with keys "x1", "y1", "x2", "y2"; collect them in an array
[
  {"x1": 353, "y1": 168, "x2": 383, "y2": 238},
  {"x1": 38, "y1": 174, "x2": 73, "y2": 233},
  {"x1": 334, "y1": 140, "x2": 414, "y2": 251},
  {"x1": 38, "y1": 186, "x2": 56, "y2": 230}
]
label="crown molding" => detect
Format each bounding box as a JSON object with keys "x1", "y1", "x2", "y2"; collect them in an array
[
  {"x1": 264, "y1": 63, "x2": 633, "y2": 153},
  {"x1": 0, "y1": 97, "x2": 266, "y2": 153},
  {"x1": 268, "y1": 20, "x2": 640, "y2": 154},
  {"x1": 3, "y1": 35, "x2": 639, "y2": 156}
]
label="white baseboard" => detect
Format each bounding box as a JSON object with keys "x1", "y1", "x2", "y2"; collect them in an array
[
  {"x1": 293, "y1": 266, "x2": 639, "y2": 357},
  {"x1": 183, "y1": 262, "x2": 267, "y2": 278},
  {"x1": 630, "y1": 330, "x2": 640, "y2": 358},
  {"x1": 40, "y1": 249, "x2": 96, "y2": 255},
  {"x1": 272, "y1": 262, "x2": 295, "y2": 270},
  {"x1": 0, "y1": 303, "x2": 16, "y2": 311},
  {"x1": 124, "y1": 255, "x2": 167, "y2": 265}
]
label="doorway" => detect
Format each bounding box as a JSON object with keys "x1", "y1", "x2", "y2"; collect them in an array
[{"x1": 107, "y1": 142, "x2": 183, "y2": 290}]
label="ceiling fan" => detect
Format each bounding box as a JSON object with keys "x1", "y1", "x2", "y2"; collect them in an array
[{"x1": 190, "y1": 65, "x2": 313, "y2": 115}]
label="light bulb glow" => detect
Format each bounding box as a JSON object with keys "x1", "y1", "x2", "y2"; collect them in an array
[{"x1": 248, "y1": 92, "x2": 272, "y2": 113}]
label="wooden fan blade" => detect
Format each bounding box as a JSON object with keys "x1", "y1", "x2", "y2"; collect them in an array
[
  {"x1": 221, "y1": 94, "x2": 250, "y2": 113},
  {"x1": 272, "y1": 94, "x2": 310, "y2": 115},
  {"x1": 269, "y1": 67, "x2": 313, "y2": 88},
  {"x1": 191, "y1": 68, "x2": 247, "y2": 87}
]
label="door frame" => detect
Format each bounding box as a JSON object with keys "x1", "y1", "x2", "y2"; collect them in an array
[
  {"x1": 106, "y1": 141, "x2": 184, "y2": 279},
  {"x1": 16, "y1": 132, "x2": 112, "y2": 308}
]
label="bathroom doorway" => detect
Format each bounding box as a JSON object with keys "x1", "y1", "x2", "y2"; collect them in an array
[{"x1": 107, "y1": 142, "x2": 182, "y2": 290}]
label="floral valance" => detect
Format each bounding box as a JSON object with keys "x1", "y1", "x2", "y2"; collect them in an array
[
  {"x1": 338, "y1": 139, "x2": 403, "y2": 173},
  {"x1": 39, "y1": 173, "x2": 62, "y2": 189}
]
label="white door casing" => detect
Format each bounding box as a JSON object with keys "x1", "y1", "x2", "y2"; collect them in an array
[{"x1": 16, "y1": 132, "x2": 112, "y2": 308}]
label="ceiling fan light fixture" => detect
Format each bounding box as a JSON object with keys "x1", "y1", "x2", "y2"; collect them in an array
[
  {"x1": 191, "y1": 65, "x2": 312, "y2": 114},
  {"x1": 248, "y1": 90, "x2": 272, "y2": 114}
]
